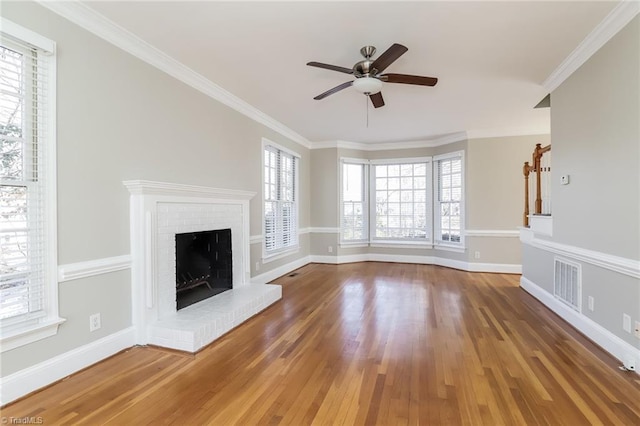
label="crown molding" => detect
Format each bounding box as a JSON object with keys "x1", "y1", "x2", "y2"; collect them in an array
[
  {"x1": 36, "y1": 0, "x2": 311, "y2": 149},
  {"x1": 543, "y1": 0, "x2": 640, "y2": 93},
  {"x1": 310, "y1": 132, "x2": 469, "y2": 151},
  {"x1": 466, "y1": 126, "x2": 550, "y2": 140}
]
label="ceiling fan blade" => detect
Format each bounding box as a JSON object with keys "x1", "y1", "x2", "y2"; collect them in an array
[
  {"x1": 380, "y1": 73, "x2": 438, "y2": 86},
  {"x1": 307, "y1": 62, "x2": 354, "y2": 74},
  {"x1": 371, "y1": 43, "x2": 408, "y2": 73},
  {"x1": 369, "y1": 92, "x2": 385, "y2": 108},
  {"x1": 313, "y1": 81, "x2": 354, "y2": 100}
]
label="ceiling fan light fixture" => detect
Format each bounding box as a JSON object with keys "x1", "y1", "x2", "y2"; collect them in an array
[{"x1": 352, "y1": 77, "x2": 382, "y2": 95}]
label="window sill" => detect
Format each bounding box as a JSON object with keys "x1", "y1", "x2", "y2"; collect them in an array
[
  {"x1": 1, "y1": 317, "x2": 66, "y2": 353},
  {"x1": 262, "y1": 246, "x2": 300, "y2": 264},
  {"x1": 370, "y1": 241, "x2": 432, "y2": 250},
  {"x1": 340, "y1": 241, "x2": 369, "y2": 248}
]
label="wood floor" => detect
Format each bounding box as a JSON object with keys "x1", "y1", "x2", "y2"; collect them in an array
[{"x1": 3, "y1": 262, "x2": 640, "y2": 425}]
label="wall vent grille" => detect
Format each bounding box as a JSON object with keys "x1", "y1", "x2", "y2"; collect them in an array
[{"x1": 554, "y1": 257, "x2": 581, "y2": 312}]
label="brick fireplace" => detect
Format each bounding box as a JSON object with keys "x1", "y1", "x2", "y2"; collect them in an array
[{"x1": 124, "y1": 180, "x2": 281, "y2": 352}]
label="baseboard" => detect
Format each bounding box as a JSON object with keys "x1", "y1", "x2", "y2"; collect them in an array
[
  {"x1": 0, "y1": 327, "x2": 136, "y2": 405},
  {"x1": 251, "y1": 256, "x2": 312, "y2": 283},
  {"x1": 520, "y1": 276, "x2": 640, "y2": 375},
  {"x1": 466, "y1": 262, "x2": 522, "y2": 274},
  {"x1": 311, "y1": 253, "x2": 520, "y2": 273}
]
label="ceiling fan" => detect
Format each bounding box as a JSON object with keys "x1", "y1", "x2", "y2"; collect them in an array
[{"x1": 307, "y1": 43, "x2": 438, "y2": 108}]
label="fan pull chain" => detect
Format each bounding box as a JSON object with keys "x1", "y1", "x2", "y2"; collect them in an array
[{"x1": 366, "y1": 95, "x2": 369, "y2": 128}]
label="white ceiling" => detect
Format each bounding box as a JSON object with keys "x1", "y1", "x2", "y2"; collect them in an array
[{"x1": 83, "y1": 1, "x2": 618, "y2": 145}]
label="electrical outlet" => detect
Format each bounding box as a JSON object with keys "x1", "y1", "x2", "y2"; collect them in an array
[
  {"x1": 588, "y1": 296, "x2": 594, "y2": 312},
  {"x1": 255, "y1": 262, "x2": 260, "y2": 271},
  {"x1": 328, "y1": 246, "x2": 333, "y2": 253},
  {"x1": 89, "y1": 313, "x2": 101, "y2": 332},
  {"x1": 634, "y1": 321, "x2": 640, "y2": 339},
  {"x1": 474, "y1": 251, "x2": 480, "y2": 259},
  {"x1": 623, "y1": 314, "x2": 631, "y2": 333}
]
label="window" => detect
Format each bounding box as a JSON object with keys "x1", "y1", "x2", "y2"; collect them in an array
[
  {"x1": 263, "y1": 141, "x2": 299, "y2": 258},
  {"x1": 371, "y1": 158, "x2": 432, "y2": 243},
  {"x1": 338, "y1": 154, "x2": 465, "y2": 249},
  {"x1": 435, "y1": 152, "x2": 464, "y2": 246},
  {"x1": 340, "y1": 160, "x2": 367, "y2": 242},
  {"x1": 1, "y1": 19, "x2": 61, "y2": 351}
]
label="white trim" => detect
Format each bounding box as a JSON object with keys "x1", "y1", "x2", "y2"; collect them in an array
[
  {"x1": 520, "y1": 228, "x2": 640, "y2": 279},
  {"x1": 0, "y1": 17, "x2": 55, "y2": 52},
  {"x1": 466, "y1": 127, "x2": 550, "y2": 140},
  {"x1": 251, "y1": 256, "x2": 311, "y2": 284},
  {"x1": 370, "y1": 156, "x2": 432, "y2": 165},
  {"x1": 309, "y1": 254, "x2": 520, "y2": 273},
  {"x1": 543, "y1": 0, "x2": 640, "y2": 93},
  {"x1": 520, "y1": 277, "x2": 640, "y2": 376},
  {"x1": 339, "y1": 243, "x2": 369, "y2": 248},
  {"x1": 529, "y1": 215, "x2": 553, "y2": 237},
  {"x1": 250, "y1": 234, "x2": 263, "y2": 244},
  {"x1": 308, "y1": 227, "x2": 339, "y2": 234},
  {"x1": 465, "y1": 229, "x2": 520, "y2": 238},
  {"x1": 122, "y1": 180, "x2": 255, "y2": 199},
  {"x1": 370, "y1": 242, "x2": 432, "y2": 249},
  {"x1": 35, "y1": 0, "x2": 311, "y2": 149},
  {"x1": 58, "y1": 255, "x2": 132, "y2": 283},
  {"x1": 311, "y1": 132, "x2": 469, "y2": 151},
  {"x1": 466, "y1": 262, "x2": 521, "y2": 274},
  {"x1": 0, "y1": 327, "x2": 136, "y2": 405},
  {"x1": 262, "y1": 247, "x2": 301, "y2": 264},
  {"x1": 434, "y1": 244, "x2": 466, "y2": 254},
  {"x1": 0, "y1": 317, "x2": 66, "y2": 353}
]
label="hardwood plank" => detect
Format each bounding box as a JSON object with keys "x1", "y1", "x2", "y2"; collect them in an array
[{"x1": 2, "y1": 262, "x2": 639, "y2": 425}]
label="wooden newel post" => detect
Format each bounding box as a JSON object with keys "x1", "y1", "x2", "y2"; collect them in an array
[
  {"x1": 533, "y1": 144, "x2": 543, "y2": 214},
  {"x1": 523, "y1": 161, "x2": 531, "y2": 227}
]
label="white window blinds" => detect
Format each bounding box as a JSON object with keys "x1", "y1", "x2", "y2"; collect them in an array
[
  {"x1": 435, "y1": 153, "x2": 463, "y2": 245},
  {"x1": 0, "y1": 36, "x2": 52, "y2": 323},
  {"x1": 264, "y1": 145, "x2": 299, "y2": 255}
]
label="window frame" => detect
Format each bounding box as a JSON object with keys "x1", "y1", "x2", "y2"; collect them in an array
[
  {"x1": 1, "y1": 18, "x2": 63, "y2": 352},
  {"x1": 369, "y1": 157, "x2": 433, "y2": 246},
  {"x1": 261, "y1": 138, "x2": 300, "y2": 262},
  {"x1": 339, "y1": 157, "x2": 369, "y2": 245},
  {"x1": 433, "y1": 151, "x2": 465, "y2": 250}
]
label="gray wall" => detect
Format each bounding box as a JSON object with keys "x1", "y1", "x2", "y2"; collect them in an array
[
  {"x1": 522, "y1": 16, "x2": 640, "y2": 347},
  {"x1": 1, "y1": 2, "x2": 310, "y2": 375},
  {"x1": 551, "y1": 17, "x2": 639, "y2": 260}
]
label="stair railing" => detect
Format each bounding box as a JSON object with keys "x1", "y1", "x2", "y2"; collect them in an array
[{"x1": 523, "y1": 143, "x2": 551, "y2": 227}]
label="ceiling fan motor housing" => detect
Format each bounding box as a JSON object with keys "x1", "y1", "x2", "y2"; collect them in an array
[{"x1": 354, "y1": 46, "x2": 378, "y2": 77}]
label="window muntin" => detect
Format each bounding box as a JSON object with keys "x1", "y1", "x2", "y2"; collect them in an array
[
  {"x1": 263, "y1": 144, "x2": 299, "y2": 256},
  {"x1": 435, "y1": 153, "x2": 464, "y2": 246},
  {"x1": 371, "y1": 159, "x2": 432, "y2": 242},
  {"x1": 341, "y1": 161, "x2": 367, "y2": 242}
]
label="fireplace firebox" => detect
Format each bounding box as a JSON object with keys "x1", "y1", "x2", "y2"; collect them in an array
[{"x1": 175, "y1": 228, "x2": 232, "y2": 310}]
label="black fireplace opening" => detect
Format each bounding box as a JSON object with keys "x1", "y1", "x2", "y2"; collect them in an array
[{"x1": 175, "y1": 228, "x2": 232, "y2": 311}]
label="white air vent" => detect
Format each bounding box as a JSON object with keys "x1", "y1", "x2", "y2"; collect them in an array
[{"x1": 554, "y1": 257, "x2": 581, "y2": 312}]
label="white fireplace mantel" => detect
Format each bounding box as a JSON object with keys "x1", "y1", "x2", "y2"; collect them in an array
[{"x1": 124, "y1": 180, "x2": 281, "y2": 352}]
